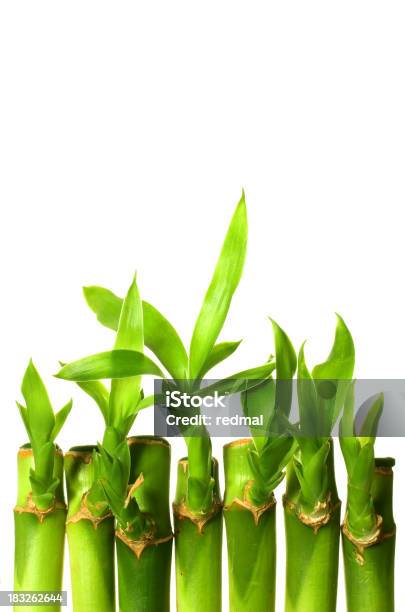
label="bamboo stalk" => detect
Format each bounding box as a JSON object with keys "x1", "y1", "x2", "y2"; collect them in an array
[
  {"x1": 223, "y1": 439, "x2": 276, "y2": 612},
  {"x1": 284, "y1": 446, "x2": 341, "y2": 612},
  {"x1": 342, "y1": 458, "x2": 395, "y2": 612},
  {"x1": 174, "y1": 457, "x2": 222, "y2": 612},
  {"x1": 64, "y1": 446, "x2": 115, "y2": 612},
  {"x1": 115, "y1": 436, "x2": 173, "y2": 612},
  {"x1": 14, "y1": 446, "x2": 66, "y2": 612}
]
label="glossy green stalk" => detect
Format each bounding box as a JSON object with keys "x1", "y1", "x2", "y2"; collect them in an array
[
  {"x1": 116, "y1": 436, "x2": 172, "y2": 612},
  {"x1": 284, "y1": 452, "x2": 341, "y2": 612},
  {"x1": 64, "y1": 447, "x2": 115, "y2": 612},
  {"x1": 224, "y1": 439, "x2": 276, "y2": 612},
  {"x1": 342, "y1": 458, "x2": 395, "y2": 612},
  {"x1": 14, "y1": 361, "x2": 72, "y2": 612},
  {"x1": 14, "y1": 447, "x2": 66, "y2": 612},
  {"x1": 340, "y1": 388, "x2": 395, "y2": 611},
  {"x1": 174, "y1": 458, "x2": 222, "y2": 612},
  {"x1": 284, "y1": 315, "x2": 355, "y2": 612}
]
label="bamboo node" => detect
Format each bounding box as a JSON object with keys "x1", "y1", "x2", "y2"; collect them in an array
[
  {"x1": 173, "y1": 499, "x2": 222, "y2": 534},
  {"x1": 283, "y1": 493, "x2": 340, "y2": 534},
  {"x1": 14, "y1": 493, "x2": 66, "y2": 523},
  {"x1": 66, "y1": 493, "x2": 112, "y2": 529},
  {"x1": 341, "y1": 514, "x2": 394, "y2": 565},
  {"x1": 116, "y1": 528, "x2": 173, "y2": 560},
  {"x1": 224, "y1": 481, "x2": 276, "y2": 526}
]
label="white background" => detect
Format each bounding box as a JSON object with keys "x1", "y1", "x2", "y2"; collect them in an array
[{"x1": 0, "y1": 2, "x2": 404, "y2": 610}]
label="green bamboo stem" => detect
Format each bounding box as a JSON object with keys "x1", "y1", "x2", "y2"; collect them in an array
[
  {"x1": 14, "y1": 446, "x2": 66, "y2": 612},
  {"x1": 284, "y1": 445, "x2": 340, "y2": 612},
  {"x1": 174, "y1": 457, "x2": 222, "y2": 612},
  {"x1": 64, "y1": 446, "x2": 116, "y2": 612},
  {"x1": 224, "y1": 439, "x2": 276, "y2": 612},
  {"x1": 116, "y1": 436, "x2": 173, "y2": 612},
  {"x1": 342, "y1": 457, "x2": 395, "y2": 612}
]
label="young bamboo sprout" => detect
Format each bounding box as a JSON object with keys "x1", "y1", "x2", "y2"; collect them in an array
[
  {"x1": 340, "y1": 386, "x2": 395, "y2": 612},
  {"x1": 284, "y1": 315, "x2": 355, "y2": 612},
  {"x1": 14, "y1": 361, "x2": 72, "y2": 612},
  {"x1": 58, "y1": 276, "x2": 171, "y2": 612},
  {"x1": 224, "y1": 319, "x2": 297, "y2": 612},
  {"x1": 61, "y1": 193, "x2": 274, "y2": 611}
]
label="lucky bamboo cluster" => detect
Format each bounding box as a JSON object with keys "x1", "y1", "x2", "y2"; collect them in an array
[{"x1": 13, "y1": 193, "x2": 397, "y2": 612}]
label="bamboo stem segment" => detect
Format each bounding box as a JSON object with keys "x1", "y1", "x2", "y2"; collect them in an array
[
  {"x1": 342, "y1": 458, "x2": 395, "y2": 612},
  {"x1": 284, "y1": 451, "x2": 340, "y2": 612},
  {"x1": 14, "y1": 447, "x2": 66, "y2": 612},
  {"x1": 224, "y1": 439, "x2": 276, "y2": 612},
  {"x1": 116, "y1": 436, "x2": 173, "y2": 612},
  {"x1": 174, "y1": 457, "x2": 222, "y2": 612},
  {"x1": 64, "y1": 447, "x2": 116, "y2": 612}
]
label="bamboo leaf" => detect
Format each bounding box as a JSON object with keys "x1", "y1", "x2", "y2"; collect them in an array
[
  {"x1": 297, "y1": 344, "x2": 319, "y2": 437},
  {"x1": 56, "y1": 350, "x2": 164, "y2": 381},
  {"x1": 84, "y1": 286, "x2": 188, "y2": 380},
  {"x1": 83, "y1": 286, "x2": 122, "y2": 330},
  {"x1": 241, "y1": 378, "x2": 276, "y2": 449},
  {"x1": 16, "y1": 402, "x2": 30, "y2": 438},
  {"x1": 270, "y1": 318, "x2": 297, "y2": 424},
  {"x1": 312, "y1": 314, "x2": 355, "y2": 381},
  {"x1": 143, "y1": 301, "x2": 188, "y2": 380},
  {"x1": 189, "y1": 193, "x2": 248, "y2": 380},
  {"x1": 340, "y1": 380, "x2": 355, "y2": 438},
  {"x1": 50, "y1": 399, "x2": 73, "y2": 442},
  {"x1": 136, "y1": 394, "x2": 155, "y2": 411},
  {"x1": 359, "y1": 393, "x2": 384, "y2": 439},
  {"x1": 198, "y1": 340, "x2": 242, "y2": 379},
  {"x1": 110, "y1": 276, "x2": 144, "y2": 427},
  {"x1": 21, "y1": 360, "x2": 55, "y2": 450},
  {"x1": 195, "y1": 361, "x2": 276, "y2": 398},
  {"x1": 76, "y1": 380, "x2": 110, "y2": 423}
]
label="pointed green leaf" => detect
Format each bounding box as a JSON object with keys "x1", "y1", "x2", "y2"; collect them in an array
[
  {"x1": 56, "y1": 350, "x2": 164, "y2": 382},
  {"x1": 297, "y1": 344, "x2": 319, "y2": 436},
  {"x1": 312, "y1": 314, "x2": 355, "y2": 381},
  {"x1": 16, "y1": 402, "x2": 30, "y2": 438},
  {"x1": 136, "y1": 394, "x2": 155, "y2": 411},
  {"x1": 198, "y1": 340, "x2": 242, "y2": 379},
  {"x1": 270, "y1": 318, "x2": 297, "y2": 421},
  {"x1": 84, "y1": 286, "x2": 188, "y2": 380},
  {"x1": 195, "y1": 361, "x2": 276, "y2": 398},
  {"x1": 143, "y1": 301, "x2": 188, "y2": 380},
  {"x1": 359, "y1": 393, "x2": 384, "y2": 439},
  {"x1": 83, "y1": 286, "x2": 122, "y2": 330},
  {"x1": 50, "y1": 399, "x2": 73, "y2": 441},
  {"x1": 241, "y1": 378, "x2": 276, "y2": 447},
  {"x1": 21, "y1": 360, "x2": 55, "y2": 450},
  {"x1": 76, "y1": 380, "x2": 110, "y2": 423},
  {"x1": 110, "y1": 276, "x2": 144, "y2": 426},
  {"x1": 189, "y1": 193, "x2": 248, "y2": 379}
]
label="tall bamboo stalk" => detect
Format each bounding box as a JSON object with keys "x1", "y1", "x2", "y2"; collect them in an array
[
  {"x1": 64, "y1": 447, "x2": 115, "y2": 612},
  {"x1": 284, "y1": 446, "x2": 341, "y2": 612},
  {"x1": 340, "y1": 388, "x2": 395, "y2": 612},
  {"x1": 14, "y1": 447, "x2": 66, "y2": 612},
  {"x1": 223, "y1": 320, "x2": 296, "y2": 612},
  {"x1": 14, "y1": 361, "x2": 72, "y2": 612},
  {"x1": 174, "y1": 457, "x2": 222, "y2": 612},
  {"x1": 284, "y1": 315, "x2": 355, "y2": 612},
  {"x1": 116, "y1": 436, "x2": 173, "y2": 612},
  {"x1": 224, "y1": 439, "x2": 276, "y2": 612}
]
